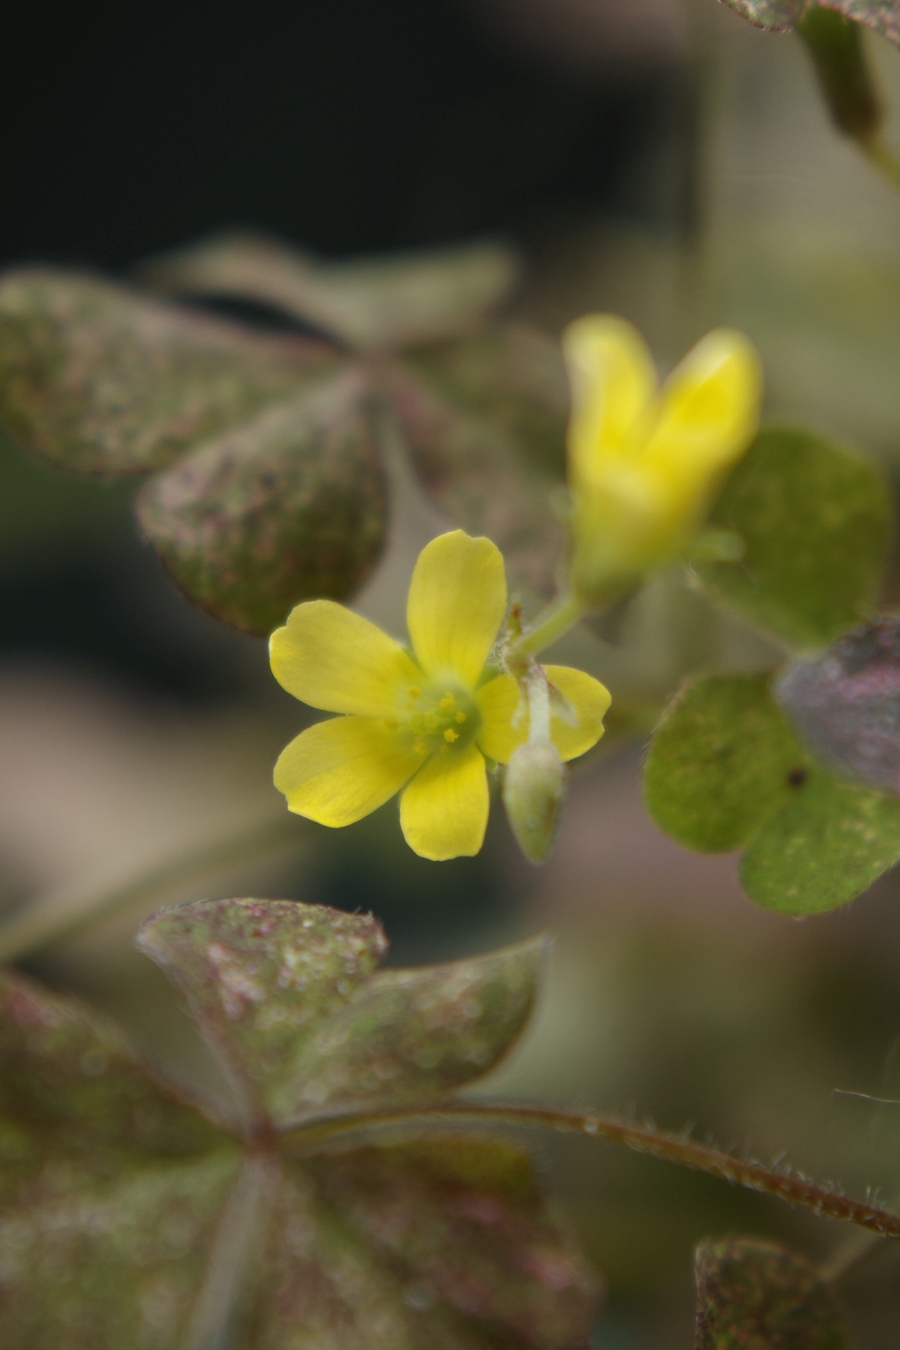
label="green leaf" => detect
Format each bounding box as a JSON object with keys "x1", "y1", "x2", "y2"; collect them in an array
[
  {"x1": 140, "y1": 232, "x2": 521, "y2": 350},
  {"x1": 251, "y1": 1137, "x2": 598, "y2": 1350},
  {"x1": 136, "y1": 370, "x2": 387, "y2": 634},
  {"x1": 643, "y1": 674, "x2": 810, "y2": 853},
  {"x1": 776, "y1": 616, "x2": 900, "y2": 796},
  {"x1": 697, "y1": 425, "x2": 892, "y2": 649},
  {"x1": 0, "y1": 269, "x2": 332, "y2": 474},
  {"x1": 138, "y1": 897, "x2": 546, "y2": 1130},
  {"x1": 740, "y1": 761, "x2": 900, "y2": 914},
  {"x1": 389, "y1": 367, "x2": 566, "y2": 596},
  {"x1": 694, "y1": 1238, "x2": 850, "y2": 1349}
]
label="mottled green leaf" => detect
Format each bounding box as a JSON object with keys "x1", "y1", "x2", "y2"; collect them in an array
[
  {"x1": 776, "y1": 616, "x2": 900, "y2": 796},
  {"x1": 139, "y1": 897, "x2": 545, "y2": 1130},
  {"x1": 389, "y1": 368, "x2": 566, "y2": 596},
  {"x1": 140, "y1": 232, "x2": 521, "y2": 350},
  {"x1": 402, "y1": 323, "x2": 569, "y2": 475},
  {"x1": 643, "y1": 674, "x2": 810, "y2": 853},
  {"x1": 0, "y1": 1152, "x2": 241, "y2": 1350},
  {"x1": 740, "y1": 763, "x2": 900, "y2": 914},
  {"x1": 717, "y1": 0, "x2": 804, "y2": 29},
  {"x1": 0, "y1": 968, "x2": 223, "y2": 1200},
  {"x1": 694, "y1": 1238, "x2": 849, "y2": 1349},
  {"x1": 0, "y1": 268, "x2": 332, "y2": 474},
  {"x1": 136, "y1": 899, "x2": 388, "y2": 1131},
  {"x1": 697, "y1": 425, "x2": 891, "y2": 649},
  {"x1": 251, "y1": 1137, "x2": 598, "y2": 1350},
  {"x1": 136, "y1": 370, "x2": 387, "y2": 634},
  {"x1": 272, "y1": 937, "x2": 547, "y2": 1126}
]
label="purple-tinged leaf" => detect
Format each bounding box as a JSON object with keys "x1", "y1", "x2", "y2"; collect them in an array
[
  {"x1": 137, "y1": 899, "x2": 388, "y2": 1131},
  {"x1": 136, "y1": 369, "x2": 387, "y2": 634},
  {"x1": 776, "y1": 616, "x2": 900, "y2": 795},
  {"x1": 0, "y1": 969, "x2": 223, "y2": 1197},
  {"x1": 718, "y1": 0, "x2": 900, "y2": 46},
  {"x1": 140, "y1": 232, "x2": 521, "y2": 350},
  {"x1": 272, "y1": 937, "x2": 548, "y2": 1126},
  {"x1": 695, "y1": 1238, "x2": 849, "y2": 1348},
  {"x1": 251, "y1": 1137, "x2": 599, "y2": 1350},
  {"x1": 717, "y1": 0, "x2": 804, "y2": 28},
  {"x1": 0, "y1": 269, "x2": 333, "y2": 474},
  {"x1": 0, "y1": 1151, "x2": 241, "y2": 1350},
  {"x1": 390, "y1": 368, "x2": 566, "y2": 596}
]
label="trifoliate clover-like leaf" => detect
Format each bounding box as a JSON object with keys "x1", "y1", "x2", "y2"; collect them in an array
[
  {"x1": 0, "y1": 235, "x2": 569, "y2": 628},
  {"x1": 0, "y1": 900, "x2": 596, "y2": 1349},
  {"x1": 644, "y1": 672, "x2": 900, "y2": 914},
  {"x1": 697, "y1": 425, "x2": 891, "y2": 650},
  {"x1": 136, "y1": 371, "x2": 387, "y2": 633},
  {"x1": 694, "y1": 1238, "x2": 850, "y2": 1349},
  {"x1": 719, "y1": 0, "x2": 900, "y2": 46},
  {"x1": 137, "y1": 897, "x2": 547, "y2": 1129}
]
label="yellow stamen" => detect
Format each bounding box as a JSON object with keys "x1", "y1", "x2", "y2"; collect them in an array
[
  {"x1": 439, "y1": 694, "x2": 455, "y2": 711},
  {"x1": 455, "y1": 711, "x2": 466, "y2": 723},
  {"x1": 407, "y1": 686, "x2": 421, "y2": 699},
  {"x1": 444, "y1": 728, "x2": 459, "y2": 743},
  {"x1": 413, "y1": 739, "x2": 428, "y2": 756}
]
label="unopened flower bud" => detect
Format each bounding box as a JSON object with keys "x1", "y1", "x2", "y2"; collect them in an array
[{"x1": 502, "y1": 740, "x2": 567, "y2": 864}]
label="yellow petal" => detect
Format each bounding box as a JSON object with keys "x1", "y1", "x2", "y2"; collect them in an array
[
  {"x1": 476, "y1": 666, "x2": 610, "y2": 764},
  {"x1": 399, "y1": 742, "x2": 489, "y2": 860},
  {"x1": 406, "y1": 530, "x2": 507, "y2": 688},
  {"x1": 274, "y1": 716, "x2": 420, "y2": 827},
  {"x1": 641, "y1": 328, "x2": 762, "y2": 510},
  {"x1": 270, "y1": 600, "x2": 421, "y2": 715},
  {"x1": 562, "y1": 314, "x2": 657, "y2": 488}
]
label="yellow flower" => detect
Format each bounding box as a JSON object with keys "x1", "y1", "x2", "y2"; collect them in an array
[
  {"x1": 270, "y1": 530, "x2": 610, "y2": 861},
  {"x1": 563, "y1": 315, "x2": 762, "y2": 603}
]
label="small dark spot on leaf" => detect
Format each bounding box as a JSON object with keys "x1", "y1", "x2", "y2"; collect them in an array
[{"x1": 787, "y1": 767, "x2": 808, "y2": 788}]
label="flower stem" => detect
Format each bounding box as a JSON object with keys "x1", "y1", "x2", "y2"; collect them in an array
[
  {"x1": 283, "y1": 1101, "x2": 900, "y2": 1241},
  {"x1": 0, "y1": 814, "x2": 307, "y2": 962},
  {"x1": 863, "y1": 136, "x2": 900, "y2": 193},
  {"x1": 506, "y1": 593, "x2": 586, "y2": 667}
]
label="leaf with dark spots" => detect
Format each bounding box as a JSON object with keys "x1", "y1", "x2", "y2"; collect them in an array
[
  {"x1": 250, "y1": 1138, "x2": 599, "y2": 1350},
  {"x1": 716, "y1": 0, "x2": 805, "y2": 27},
  {"x1": 136, "y1": 370, "x2": 387, "y2": 634},
  {"x1": 0, "y1": 1152, "x2": 241, "y2": 1350},
  {"x1": 136, "y1": 898, "x2": 388, "y2": 1130},
  {"x1": 694, "y1": 1238, "x2": 849, "y2": 1348},
  {"x1": 697, "y1": 425, "x2": 891, "y2": 649},
  {"x1": 739, "y1": 759, "x2": 900, "y2": 914},
  {"x1": 0, "y1": 268, "x2": 333, "y2": 474},
  {"x1": 776, "y1": 616, "x2": 900, "y2": 796},
  {"x1": 140, "y1": 231, "x2": 521, "y2": 350},
  {"x1": 643, "y1": 673, "x2": 809, "y2": 853},
  {"x1": 402, "y1": 323, "x2": 569, "y2": 476},
  {"x1": 271, "y1": 937, "x2": 548, "y2": 1126},
  {"x1": 390, "y1": 367, "x2": 566, "y2": 596},
  {"x1": 0, "y1": 968, "x2": 223, "y2": 1192}
]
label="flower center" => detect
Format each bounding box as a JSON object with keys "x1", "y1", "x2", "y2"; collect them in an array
[{"x1": 397, "y1": 681, "x2": 480, "y2": 759}]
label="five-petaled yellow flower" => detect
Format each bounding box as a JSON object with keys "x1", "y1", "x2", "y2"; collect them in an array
[
  {"x1": 563, "y1": 315, "x2": 762, "y2": 603},
  {"x1": 270, "y1": 530, "x2": 610, "y2": 861}
]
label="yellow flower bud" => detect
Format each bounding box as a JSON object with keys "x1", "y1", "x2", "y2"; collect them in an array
[
  {"x1": 502, "y1": 739, "x2": 567, "y2": 864},
  {"x1": 562, "y1": 315, "x2": 763, "y2": 605}
]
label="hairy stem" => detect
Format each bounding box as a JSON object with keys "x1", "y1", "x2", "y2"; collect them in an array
[
  {"x1": 0, "y1": 814, "x2": 306, "y2": 962},
  {"x1": 505, "y1": 593, "x2": 585, "y2": 668},
  {"x1": 284, "y1": 1101, "x2": 900, "y2": 1241}
]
